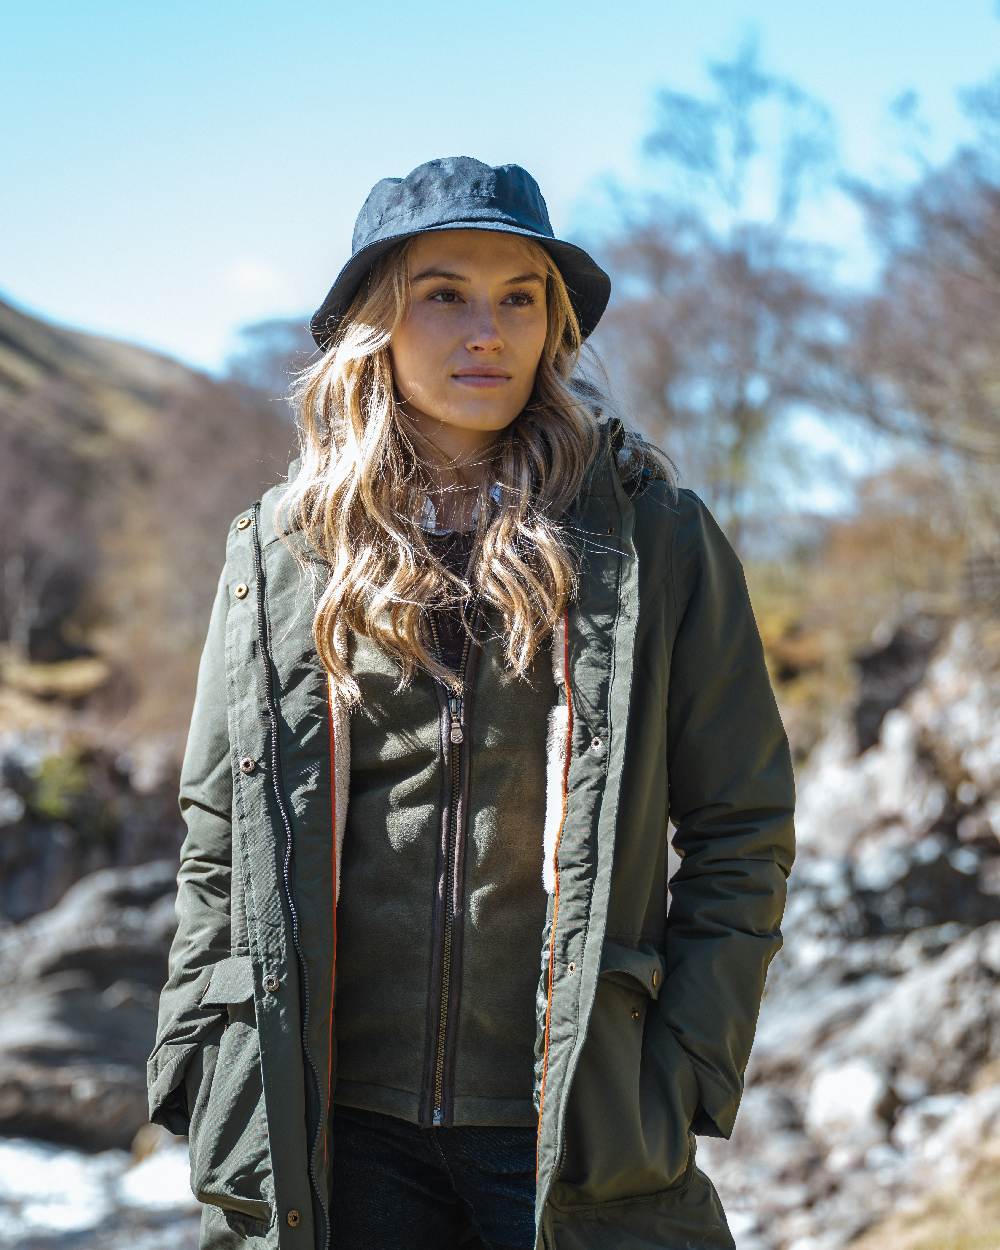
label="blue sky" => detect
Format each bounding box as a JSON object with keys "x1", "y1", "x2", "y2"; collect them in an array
[{"x1": 3, "y1": 2, "x2": 997, "y2": 510}]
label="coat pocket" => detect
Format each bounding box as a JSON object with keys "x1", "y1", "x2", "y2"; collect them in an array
[
  {"x1": 185, "y1": 955, "x2": 275, "y2": 1229},
  {"x1": 552, "y1": 938, "x2": 697, "y2": 1209}
]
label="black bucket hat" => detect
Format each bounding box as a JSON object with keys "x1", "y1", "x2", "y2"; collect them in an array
[{"x1": 309, "y1": 155, "x2": 612, "y2": 353}]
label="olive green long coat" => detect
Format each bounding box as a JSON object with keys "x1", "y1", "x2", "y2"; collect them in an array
[{"x1": 147, "y1": 417, "x2": 796, "y2": 1250}]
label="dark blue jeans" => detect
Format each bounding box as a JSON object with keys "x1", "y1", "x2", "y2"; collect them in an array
[{"x1": 329, "y1": 1104, "x2": 538, "y2": 1249}]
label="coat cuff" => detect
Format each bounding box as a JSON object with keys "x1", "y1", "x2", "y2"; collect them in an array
[
  {"x1": 688, "y1": 1075, "x2": 739, "y2": 1140},
  {"x1": 654, "y1": 1009, "x2": 739, "y2": 1141},
  {"x1": 147, "y1": 1040, "x2": 200, "y2": 1136}
]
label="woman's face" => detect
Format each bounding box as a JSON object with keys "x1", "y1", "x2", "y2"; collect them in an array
[{"x1": 389, "y1": 229, "x2": 549, "y2": 450}]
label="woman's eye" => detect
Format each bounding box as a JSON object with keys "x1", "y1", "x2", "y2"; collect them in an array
[{"x1": 427, "y1": 288, "x2": 537, "y2": 306}]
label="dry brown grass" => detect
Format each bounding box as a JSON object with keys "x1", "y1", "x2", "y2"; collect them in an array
[{"x1": 847, "y1": 1136, "x2": 1000, "y2": 1250}]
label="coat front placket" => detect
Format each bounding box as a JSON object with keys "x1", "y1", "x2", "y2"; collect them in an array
[
  {"x1": 531, "y1": 448, "x2": 640, "y2": 1249},
  {"x1": 225, "y1": 507, "x2": 333, "y2": 1250}
]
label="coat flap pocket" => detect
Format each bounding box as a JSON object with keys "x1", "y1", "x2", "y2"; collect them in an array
[
  {"x1": 201, "y1": 955, "x2": 255, "y2": 1006},
  {"x1": 598, "y1": 938, "x2": 665, "y2": 1000}
]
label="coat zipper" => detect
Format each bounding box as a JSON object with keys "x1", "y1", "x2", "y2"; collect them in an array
[
  {"x1": 426, "y1": 602, "x2": 478, "y2": 1126},
  {"x1": 250, "y1": 505, "x2": 330, "y2": 1250}
]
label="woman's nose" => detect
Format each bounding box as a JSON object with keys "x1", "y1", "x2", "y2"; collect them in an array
[{"x1": 465, "y1": 301, "x2": 503, "y2": 351}]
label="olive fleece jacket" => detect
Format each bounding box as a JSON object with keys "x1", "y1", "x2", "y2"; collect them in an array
[{"x1": 332, "y1": 589, "x2": 555, "y2": 1126}]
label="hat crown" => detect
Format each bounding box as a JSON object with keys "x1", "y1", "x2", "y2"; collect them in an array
[
  {"x1": 309, "y1": 153, "x2": 611, "y2": 351},
  {"x1": 352, "y1": 155, "x2": 554, "y2": 254}
]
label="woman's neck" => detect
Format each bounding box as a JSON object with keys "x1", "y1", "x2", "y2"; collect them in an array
[
  {"x1": 407, "y1": 414, "x2": 499, "y2": 494},
  {"x1": 420, "y1": 481, "x2": 480, "y2": 534}
]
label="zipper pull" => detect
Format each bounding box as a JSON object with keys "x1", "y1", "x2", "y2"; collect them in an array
[{"x1": 448, "y1": 691, "x2": 464, "y2": 744}]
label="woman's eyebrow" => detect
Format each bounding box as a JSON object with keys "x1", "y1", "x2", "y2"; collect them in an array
[{"x1": 410, "y1": 267, "x2": 546, "y2": 285}]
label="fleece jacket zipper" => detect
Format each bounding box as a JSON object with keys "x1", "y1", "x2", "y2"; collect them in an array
[{"x1": 423, "y1": 600, "x2": 483, "y2": 1127}]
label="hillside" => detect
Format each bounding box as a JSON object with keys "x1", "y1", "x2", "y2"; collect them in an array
[{"x1": 0, "y1": 292, "x2": 296, "y2": 763}]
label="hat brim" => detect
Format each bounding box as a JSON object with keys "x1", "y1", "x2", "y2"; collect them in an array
[{"x1": 308, "y1": 220, "x2": 611, "y2": 353}]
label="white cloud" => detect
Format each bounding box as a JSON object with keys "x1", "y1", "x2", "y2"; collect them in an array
[{"x1": 222, "y1": 258, "x2": 291, "y2": 300}]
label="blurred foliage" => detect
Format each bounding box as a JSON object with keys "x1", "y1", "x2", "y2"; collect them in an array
[
  {"x1": 223, "y1": 316, "x2": 316, "y2": 402},
  {"x1": 29, "y1": 742, "x2": 119, "y2": 849},
  {"x1": 31, "y1": 748, "x2": 90, "y2": 823}
]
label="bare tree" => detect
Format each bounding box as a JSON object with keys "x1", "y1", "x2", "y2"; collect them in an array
[
  {"x1": 640, "y1": 28, "x2": 837, "y2": 229},
  {"x1": 584, "y1": 29, "x2": 844, "y2": 544},
  {"x1": 828, "y1": 73, "x2": 1000, "y2": 543},
  {"x1": 834, "y1": 76, "x2": 1000, "y2": 486}
]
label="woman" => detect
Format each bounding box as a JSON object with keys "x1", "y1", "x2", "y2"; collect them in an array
[{"x1": 147, "y1": 155, "x2": 796, "y2": 1250}]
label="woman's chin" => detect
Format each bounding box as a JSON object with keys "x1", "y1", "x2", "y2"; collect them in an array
[{"x1": 421, "y1": 407, "x2": 522, "y2": 434}]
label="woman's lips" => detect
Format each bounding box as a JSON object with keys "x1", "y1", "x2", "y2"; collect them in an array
[{"x1": 451, "y1": 374, "x2": 511, "y2": 388}]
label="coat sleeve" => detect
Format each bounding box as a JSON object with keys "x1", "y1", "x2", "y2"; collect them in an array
[
  {"x1": 146, "y1": 553, "x2": 235, "y2": 1135},
  {"x1": 658, "y1": 487, "x2": 796, "y2": 1141}
]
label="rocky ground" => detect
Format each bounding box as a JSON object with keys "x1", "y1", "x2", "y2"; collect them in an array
[
  {"x1": 0, "y1": 1132, "x2": 199, "y2": 1249},
  {"x1": 0, "y1": 610, "x2": 996, "y2": 1249}
]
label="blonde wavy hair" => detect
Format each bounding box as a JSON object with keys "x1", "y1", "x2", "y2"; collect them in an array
[{"x1": 276, "y1": 233, "x2": 677, "y2": 711}]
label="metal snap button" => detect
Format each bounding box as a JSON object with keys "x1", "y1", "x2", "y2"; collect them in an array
[
  {"x1": 240, "y1": 757, "x2": 257, "y2": 774},
  {"x1": 286, "y1": 1208, "x2": 301, "y2": 1227},
  {"x1": 234, "y1": 582, "x2": 249, "y2": 599},
  {"x1": 651, "y1": 969, "x2": 660, "y2": 989},
  {"x1": 568, "y1": 962, "x2": 576, "y2": 973},
  {"x1": 590, "y1": 736, "x2": 602, "y2": 751},
  {"x1": 237, "y1": 516, "x2": 251, "y2": 530},
  {"x1": 263, "y1": 973, "x2": 280, "y2": 993},
  {"x1": 631, "y1": 1006, "x2": 641, "y2": 1020}
]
